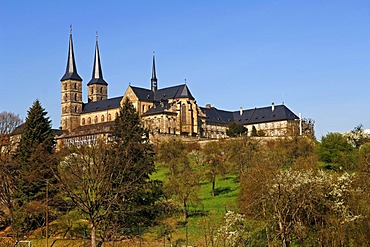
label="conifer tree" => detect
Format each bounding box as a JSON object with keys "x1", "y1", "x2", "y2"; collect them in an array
[{"x1": 13, "y1": 99, "x2": 55, "y2": 204}]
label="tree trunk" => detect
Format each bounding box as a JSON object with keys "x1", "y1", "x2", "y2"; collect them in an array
[
  {"x1": 212, "y1": 175, "x2": 216, "y2": 197},
  {"x1": 91, "y1": 223, "x2": 97, "y2": 247},
  {"x1": 183, "y1": 199, "x2": 187, "y2": 220}
]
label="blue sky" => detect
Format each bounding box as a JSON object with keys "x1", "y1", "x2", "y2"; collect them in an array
[{"x1": 1, "y1": 0, "x2": 369, "y2": 138}]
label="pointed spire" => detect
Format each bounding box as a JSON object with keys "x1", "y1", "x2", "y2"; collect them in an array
[
  {"x1": 151, "y1": 52, "x2": 158, "y2": 92},
  {"x1": 61, "y1": 25, "x2": 82, "y2": 81},
  {"x1": 87, "y1": 31, "x2": 108, "y2": 86}
]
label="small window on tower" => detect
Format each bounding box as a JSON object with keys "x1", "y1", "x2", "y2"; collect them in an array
[
  {"x1": 94, "y1": 116, "x2": 98, "y2": 123},
  {"x1": 74, "y1": 83, "x2": 77, "y2": 89},
  {"x1": 100, "y1": 87, "x2": 103, "y2": 93},
  {"x1": 82, "y1": 118, "x2": 85, "y2": 125},
  {"x1": 87, "y1": 117, "x2": 91, "y2": 124},
  {"x1": 101, "y1": 115, "x2": 105, "y2": 122}
]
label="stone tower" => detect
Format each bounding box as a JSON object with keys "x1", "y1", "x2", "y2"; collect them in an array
[
  {"x1": 60, "y1": 27, "x2": 83, "y2": 131},
  {"x1": 87, "y1": 32, "x2": 108, "y2": 102}
]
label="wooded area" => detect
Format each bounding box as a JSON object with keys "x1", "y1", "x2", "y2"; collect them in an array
[{"x1": 1, "y1": 100, "x2": 369, "y2": 246}]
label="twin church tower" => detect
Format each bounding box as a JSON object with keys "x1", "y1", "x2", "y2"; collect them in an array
[{"x1": 58, "y1": 27, "x2": 307, "y2": 146}]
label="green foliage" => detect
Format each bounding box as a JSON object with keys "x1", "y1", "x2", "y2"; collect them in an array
[
  {"x1": 226, "y1": 122, "x2": 247, "y2": 137},
  {"x1": 251, "y1": 125, "x2": 258, "y2": 137},
  {"x1": 202, "y1": 141, "x2": 228, "y2": 197},
  {"x1": 156, "y1": 137, "x2": 188, "y2": 176},
  {"x1": 57, "y1": 98, "x2": 162, "y2": 246},
  {"x1": 316, "y1": 132, "x2": 356, "y2": 171}
]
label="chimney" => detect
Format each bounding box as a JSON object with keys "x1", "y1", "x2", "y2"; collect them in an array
[
  {"x1": 206, "y1": 104, "x2": 212, "y2": 109},
  {"x1": 240, "y1": 106, "x2": 243, "y2": 116},
  {"x1": 272, "y1": 102, "x2": 275, "y2": 112}
]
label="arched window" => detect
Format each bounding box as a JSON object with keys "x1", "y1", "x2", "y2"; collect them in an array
[
  {"x1": 74, "y1": 106, "x2": 78, "y2": 113},
  {"x1": 74, "y1": 94, "x2": 77, "y2": 101},
  {"x1": 108, "y1": 113, "x2": 112, "y2": 121},
  {"x1": 82, "y1": 118, "x2": 85, "y2": 125},
  {"x1": 94, "y1": 116, "x2": 98, "y2": 123},
  {"x1": 100, "y1": 87, "x2": 103, "y2": 93},
  {"x1": 64, "y1": 83, "x2": 67, "y2": 90},
  {"x1": 64, "y1": 94, "x2": 67, "y2": 102},
  {"x1": 74, "y1": 83, "x2": 77, "y2": 89},
  {"x1": 87, "y1": 117, "x2": 91, "y2": 124},
  {"x1": 101, "y1": 115, "x2": 105, "y2": 122}
]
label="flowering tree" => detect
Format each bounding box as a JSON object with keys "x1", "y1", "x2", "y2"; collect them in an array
[
  {"x1": 240, "y1": 167, "x2": 363, "y2": 246},
  {"x1": 216, "y1": 211, "x2": 246, "y2": 247}
]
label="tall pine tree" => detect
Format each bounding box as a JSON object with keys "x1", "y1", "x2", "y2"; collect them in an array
[{"x1": 13, "y1": 99, "x2": 55, "y2": 204}]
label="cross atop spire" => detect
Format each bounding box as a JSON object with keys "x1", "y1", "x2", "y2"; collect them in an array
[
  {"x1": 151, "y1": 52, "x2": 158, "y2": 92},
  {"x1": 87, "y1": 32, "x2": 108, "y2": 86},
  {"x1": 61, "y1": 26, "x2": 82, "y2": 81}
]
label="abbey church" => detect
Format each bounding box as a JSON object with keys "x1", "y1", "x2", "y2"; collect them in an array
[{"x1": 58, "y1": 30, "x2": 311, "y2": 147}]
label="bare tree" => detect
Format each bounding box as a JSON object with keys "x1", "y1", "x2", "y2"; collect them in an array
[{"x1": 0, "y1": 111, "x2": 22, "y2": 226}]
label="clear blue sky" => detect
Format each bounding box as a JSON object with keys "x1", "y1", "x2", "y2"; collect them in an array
[{"x1": 1, "y1": 0, "x2": 369, "y2": 138}]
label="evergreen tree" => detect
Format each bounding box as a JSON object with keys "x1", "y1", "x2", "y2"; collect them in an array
[
  {"x1": 108, "y1": 98, "x2": 161, "y2": 228},
  {"x1": 226, "y1": 122, "x2": 247, "y2": 137},
  {"x1": 251, "y1": 125, "x2": 258, "y2": 137},
  {"x1": 13, "y1": 99, "x2": 55, "y2": 204},
  {"x1": 57, "y1": 98, "x2": 161, "y2": 247}
]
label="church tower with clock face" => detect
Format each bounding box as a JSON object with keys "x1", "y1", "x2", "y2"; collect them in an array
[{"x1": 60, "y1": 26, "x2": 83, "y2": 132}]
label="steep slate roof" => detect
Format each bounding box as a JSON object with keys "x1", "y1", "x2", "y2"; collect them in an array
[
  {"x1": 82, "y1": 96, "x2": 123, "y2": 113},
  {"x1": 131, "y1": 84, "x2": 195, "y2": 101},
  {"x1": 201, "y1": 105, "x2": 299, "y2": 125},
  {"x1": 87, "y1": 36, "x2": 108, "y2": 86},
  {"x1": 142, "y1": 101, "x2": 177, "y2": 116},
  {"x1": 61, "y1": 30, "x2": 82, "y2": 81}
]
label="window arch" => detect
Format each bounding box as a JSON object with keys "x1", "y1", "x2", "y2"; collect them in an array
[
  {"x1": 108, "y1": 113, "x2": 112, "y2": 121},
  {"x1": 101, "y1": 115, "x2": 105, "y2": 122},
  {"x1": 74, "y1": 83, "x2": 77, "y2": 89},
  {"x1": 82, "y1": 118, "x2": 85, "y2": 125},
  {"x1": 74, "y1": 94, "x2": 77, "y2": 101},
  {"x1": 74, "y1": 106, "x2": 78, "y2": 113},
  {"x1": 94, "y1": 116, "x2": 98, "y2": 123},
  {"x1": 87, "y1": 117, "x2": 91, "y2": 124},
  {"x1": 100, "y1": 87, "x2": 103, "y2": 93}
]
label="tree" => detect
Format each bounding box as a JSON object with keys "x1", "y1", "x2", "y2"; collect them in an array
[
  {"x1": 316, "y1": 132, "x2": 356, "y2": 171},
  {"x1": 240, "y1": 167, "x2": 363, "y2": 246},
  {"x1": 56, "y1": 98, "x2": 159, "y2": 247},
  {"x1": 224, "y1": 138, "x2": 260, "y2": 175},
  {"x1": 0, "y1": 112, "x2": 22, "y2": 226},
  {"x1": 226, "y1": 122, "x2": 247, "y2": 137},
  {"x1": 165, "y1": 160, "x2": 201, "y2": 220},
  {"x1": 202, "y1": 141, "x2": 227, "y2": 197},
  {"x1": 345, "y1": 124, "x2": 370, "y2": 148},
  {"x1": 9, "y1": 100, "x2": 56, "y2": 235},
  {"x1": 0, "y1": 111, "x2": 22, "y2": 136},
  {"x1": 251, "y1": 125, "x2": 258, "y2": 137},
  {"x1": 156, "y1": 137, "x2": 188, "y2": 176}
]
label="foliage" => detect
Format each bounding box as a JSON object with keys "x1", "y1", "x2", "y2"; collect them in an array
[
  {"x1": 316, "y1": 132, "x2": 356, "y2": 171},
  {"x1": 224, "y1": 138, "x2": 260, "y2": 175},
  {"x1": 345, "y1": 124, "x2": 370, "y2": 148},
  {"x1": 251, "y1": 126, "x2": 258, "y2": 137},
  {"x1": 216, "y1": 211, "x2": 246, "y2": 247},
  {"x1": 202, "y1": 141, "x2": 228, "y2": 197},
  {"x1": 240, "y1": 166, "x2": 365, "y2": 246},
  {"x1": 226, "y1": 122, "x2": 247, "y2": 137},
  {"x1": 56, "y1": 98, "x2": 160, "y2": 247},
  {"x1": 156, "y1": 137, "x2": 188, "y2": 176}
]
